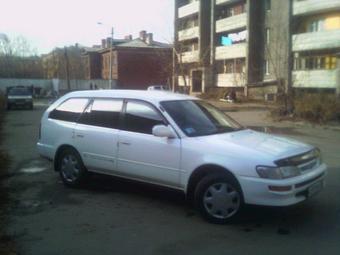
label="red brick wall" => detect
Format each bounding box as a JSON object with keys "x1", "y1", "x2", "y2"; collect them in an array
[{"x1": 117, "y1": 48, "x2": 172, "y2": 90}]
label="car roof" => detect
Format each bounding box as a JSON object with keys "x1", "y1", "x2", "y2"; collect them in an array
[{"x1": 64, "y1": 90, "x2": 197, "y2": 104}]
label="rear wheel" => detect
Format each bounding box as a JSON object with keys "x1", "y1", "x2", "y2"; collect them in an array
[
  {"x1": 6, "y1": 103, "x2": 11, "y2": 110},
  {"x1": 194, "y1": 173, "x2": 243, "y2": 224},
  {"x1": 57, "y1": 148, "x2": 87, "y2": 188}
]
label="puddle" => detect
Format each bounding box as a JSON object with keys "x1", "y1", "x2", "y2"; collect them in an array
[{"x1": 20, "y1": 166, "x2": 47, "y2": 174}]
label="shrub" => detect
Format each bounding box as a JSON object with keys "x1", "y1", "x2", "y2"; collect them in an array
[{"x1": 293, "y1": 93, "x2": 340, "y2": 123}]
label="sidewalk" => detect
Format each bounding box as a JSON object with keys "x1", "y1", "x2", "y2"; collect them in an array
[{"x1": 209, "y1": 99, "x2": 340, "y2": 132}]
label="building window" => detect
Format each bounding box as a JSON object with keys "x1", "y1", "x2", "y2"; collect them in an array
[
  {"x1": 216, "y1": 59, "x2": 246, "y2": 74},
  {"x1": 265, "y1": 28, "x2": 270, "y2": 44},
  {"x1": 307, "y1": 19, "x2": 324, "y2": 32},
  {"x1": 216, "y1": 2, "x2": 246, "y2": 20},
  {"x1": 265, "y1": 0, "x2": 271, "y2": 11},
  {"x1": 264, "y1": 60, "x2": 270, "y2": 75},
  {"x1": 294, "y1": 55, "x2": 337, "y2": 70}
]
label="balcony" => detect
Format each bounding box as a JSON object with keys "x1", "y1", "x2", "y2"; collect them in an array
[
  {"x1": 293, "y1": 0, "x2": 340, "y2": 16},
  {"x1": 180, "y1": 50, "x2": 199, "y2": 63},
  {"x1": 215, "y1": 43, "x2": 247, "y2": 60},
  {"x1": 292, "y1": 29, "x2": 340, "y2": 51},
  {"x1": 216, "y1": 13, "x2": 247, "y2": 33},
  {"x1": 216, "y1": 0, "x2": 242, "y2": 5},
  {"x1": 178, "y1": 1, "x2": 199, "y2": 19},
  {"x1": 178, "y1": 27, "x2": 199, "y2": 41},
  {"x1": 216, "y1": 73, "x2": 246, "y2": 87},
  {"x1": 292, "y1": 70, "x2": 337, "y2": 89}
]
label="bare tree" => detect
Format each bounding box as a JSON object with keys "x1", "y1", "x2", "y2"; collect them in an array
[
  {"x1": 173, "y1": 41, "x2": 211, "y2": 93},
  {"x1": 0, "y1": 35, "x2": 43, "y2": 78}
]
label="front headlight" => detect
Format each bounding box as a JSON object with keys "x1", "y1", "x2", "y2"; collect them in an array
[{"x1": 256, "y1": 165, "x2": 301, "y2": 180}]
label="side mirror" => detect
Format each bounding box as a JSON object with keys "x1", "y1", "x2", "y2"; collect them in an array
[{"x1": 152, "y1": 125, "x2": 176, "y2": 138}]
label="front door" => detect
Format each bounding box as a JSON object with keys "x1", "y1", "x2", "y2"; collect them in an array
[
  {"x1": 116, "y1": 100, "x2": 181, "y2": 187},
  {"x1": 192, "y1": 70, "x2": 203, "y2": 93}
]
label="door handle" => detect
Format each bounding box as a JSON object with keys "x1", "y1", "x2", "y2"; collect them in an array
[
  {"x1": 120, "y1": 142, "x2": 131, "y2": 146},
  {"x1": 76, "y1": 134, "x2": 85, "y2": 138}
]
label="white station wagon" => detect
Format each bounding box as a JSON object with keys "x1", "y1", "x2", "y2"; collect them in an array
[{"x1": 37, "y1": 90, "x2": 327, "y2": 224}]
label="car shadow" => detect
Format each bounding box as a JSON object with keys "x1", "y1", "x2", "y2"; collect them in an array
[{"x1": 80, "y1": 173, "x2": 333, "y2": 233}]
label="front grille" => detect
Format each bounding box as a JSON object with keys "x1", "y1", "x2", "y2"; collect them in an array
[
  {"x1": 275, "y1": 149, "x2": 320, "y2": 168},
  {"x1": 299, "y1": 158, "x2": 318, "y2": 172}
]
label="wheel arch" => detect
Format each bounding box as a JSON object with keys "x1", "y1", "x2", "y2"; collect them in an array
[
  {"x1": 54, "y1": 144, "x2": 80, "y2": 172},
  {"x1": 186, "y1": 164, "x2": 242, "y2": 202}
]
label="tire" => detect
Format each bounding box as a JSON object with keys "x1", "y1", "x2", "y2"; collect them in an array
[
  {"x1": 29, "y1": 103, "x2": 33, "y2": 110},
  {"x1": 194, "y1": 173, "x2": 244, "y2": 224},
  {"x1": 6, "y1": 103, "x2": 11, "y2": 110},
  {"x1": 57, "y1": 148, "x2": 87, "y2": 188}
]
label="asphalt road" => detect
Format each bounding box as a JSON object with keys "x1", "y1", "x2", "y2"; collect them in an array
[{"x1": 2, "y1": 102, "x2": 340, "y2": 255}]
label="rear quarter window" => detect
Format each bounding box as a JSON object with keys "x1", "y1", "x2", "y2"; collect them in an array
[{"x1": 49, "y1": 98, "x2": 89, "y2": 122}]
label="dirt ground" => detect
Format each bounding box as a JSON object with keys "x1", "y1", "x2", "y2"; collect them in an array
[{"x1": 1, "y1": 100, "x2": 340, "y2": 255}]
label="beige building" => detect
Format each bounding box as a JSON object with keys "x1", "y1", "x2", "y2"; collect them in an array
[{"x1": 174, "y1": 0, "x2": 340, "y2": 98}]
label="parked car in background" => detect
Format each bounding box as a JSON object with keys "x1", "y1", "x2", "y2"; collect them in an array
[
  {"x1": 147, "y1": 85, "x2": 169, "y2": 91},
  {"x1": 6, "y1": 86, "x2": 33, "y2": 110},
  {"x1": 37, "y1": 90, "x2": 327, "y2": 224}
]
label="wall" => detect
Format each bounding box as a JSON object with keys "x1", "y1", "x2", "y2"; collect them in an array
[
  {"x1": 0, "y1": 78, "x2": 114, "y2": 95},
  {"x1": 117, "y1": 48, "x2": 172, "y2": 90},
  {"x1": 55, "y1": 79, "x2": 114, "y2": 93},
  {"x1": 0, "y1": 78, "x2": 52, "y2": 94}
]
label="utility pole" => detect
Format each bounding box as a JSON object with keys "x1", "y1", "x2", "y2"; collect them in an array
[
  {"x1": 98, "y1": 22, "x2": 114, "y2": 89},
  {"x1": 64, "y1": 47, "x2": 71, "y2": 91},
  {"x1": 109, "y1": 27, "x2": 114, "y2": 89}
]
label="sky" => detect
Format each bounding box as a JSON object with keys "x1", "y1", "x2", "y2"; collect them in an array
[{"x1": 0, "y1": 0, "x2": 174, "y2": 55}]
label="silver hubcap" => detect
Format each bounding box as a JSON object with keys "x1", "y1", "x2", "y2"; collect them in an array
[
  {"x1": 61, "y1": 154, "x2": 80, "y2": 182},
  {"x1": 203, "y1": 182, "x2": 240, "y2": 219}
]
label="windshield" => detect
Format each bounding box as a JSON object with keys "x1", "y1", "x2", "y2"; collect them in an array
[
  {"x1": 8, "y1": 88, "x2": 31, "y2": 96},
  {"x1": 161, "y1": 100, "x2": 243, "y2": 137}
]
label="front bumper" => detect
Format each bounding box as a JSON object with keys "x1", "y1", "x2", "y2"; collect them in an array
[{"x1": 238, "y1": 163, "x2": 327, "y2": 206}]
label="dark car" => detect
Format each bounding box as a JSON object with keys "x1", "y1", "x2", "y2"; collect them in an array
[{"x1": 6, "y1": 86, "x2": 33, "y2": 110}]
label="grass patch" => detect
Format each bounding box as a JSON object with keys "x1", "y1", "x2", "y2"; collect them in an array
[
  {"x1": 293, "y1": 93, "x2": 340, "y2": 123},
  {"x1": 0, "y1": 93, "x2": 16, "y2": 254}
]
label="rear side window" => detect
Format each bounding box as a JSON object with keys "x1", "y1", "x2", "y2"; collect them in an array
[
  {"x1": 78, "y1": 99, "x2": 123, "y2": 129},
  {"x1": 123, "y1": 101, "x2": 165, "y2": 134},
  {"x1": 49, "y1": 98, "x2": 89, "y2": 122}
]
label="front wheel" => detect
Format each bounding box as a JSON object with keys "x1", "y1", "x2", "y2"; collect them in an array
[
  {"x1": 194, "y1": 174, "x2": 243, "y2": 224},
  {"x1": 57, "y1": 148, "x2": 87, "y2": 188}
]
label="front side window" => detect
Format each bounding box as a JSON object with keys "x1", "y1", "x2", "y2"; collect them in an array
[
  {"x1": 78, "y1": 99, "x2": 123, "y2": 129},
  {"x1": 161, "y1": 100, "x2": 242, "y2": 137},
  {"x1": 123, "y1": 101, "x2": 165, "y2": 134},
  {"x1": 49, "y1": 98, "x2": 89, "y2": 122}
]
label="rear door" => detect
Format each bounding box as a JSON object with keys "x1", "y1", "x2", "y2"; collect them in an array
[
  {"x1": 116, "y1": 100, "x2": 181, "y2": 188},
  {"x1": 74, "y1": 98, "x2": 123, "y2": 173}
]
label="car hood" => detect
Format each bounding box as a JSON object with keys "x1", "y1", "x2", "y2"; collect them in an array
[{"x1": 197, "y1": 129, "x2": 313, "y2": 161}]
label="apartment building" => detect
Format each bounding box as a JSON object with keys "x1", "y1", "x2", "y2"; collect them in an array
[
  {"x1": 292, "y1": 0, "x2": 340, "y2": 93},
  {"x1": 174, "y1": 0, "x2": 211, "y2": 93},
  {"x1": 174, "y1": 0, "x2": 340, "y2": 98}
]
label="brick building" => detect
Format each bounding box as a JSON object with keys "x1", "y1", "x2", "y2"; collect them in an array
[{"x1": 82, "y1": 31, "x2": 173, "y2": 90}]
